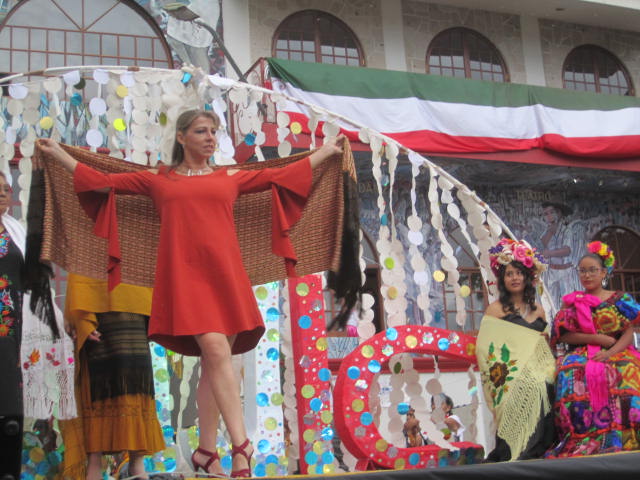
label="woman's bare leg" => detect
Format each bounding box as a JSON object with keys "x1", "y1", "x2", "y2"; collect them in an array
[
  {"x1": 195, "y1": 332, "x2": 253, "y2": 475},
  {"x1": 86, "y1": 452, "x2": 102, "y2": 480},
  {"x1": 192, "y1": 365, "x2": 224, "y2": 474},
  {"x1": 128, "y1": 451, "x2": 148, "y2": 479}
]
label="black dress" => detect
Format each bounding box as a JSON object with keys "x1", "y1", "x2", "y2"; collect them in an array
[
  {"x1": 485, "y1": 313, "x2": 556, "y2": 462},
  {"x1": 0, "y1": 229, "x2": 24, "y2": 479}
]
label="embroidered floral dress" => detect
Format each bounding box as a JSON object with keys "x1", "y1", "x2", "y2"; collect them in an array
[
  {"x1": 547, "y1": 291, "x2": 640, "y2": 457},
  {"x1": 0, "y1": 228, "x2": 24, "y2": 414}
]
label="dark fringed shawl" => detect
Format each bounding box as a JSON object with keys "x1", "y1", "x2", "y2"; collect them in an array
[
  {"x1": 24, "y1": 168, "x2": 60, "y2": 338},
  {"x1": 327, "y1": 165, "x2": 362, "y2": 328}
]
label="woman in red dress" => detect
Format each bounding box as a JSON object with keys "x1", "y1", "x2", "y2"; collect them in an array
[{"x1": 39, "y1": 109, "x2": 344, "y2": 477}]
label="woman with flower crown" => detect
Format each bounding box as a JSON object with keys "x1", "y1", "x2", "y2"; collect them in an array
[
  {"x1": 476, "y1": 238, "x2": 556, "y2": 461},
  {"x1": 545, "y1": 241, "x2": 640, "y2": 457}
]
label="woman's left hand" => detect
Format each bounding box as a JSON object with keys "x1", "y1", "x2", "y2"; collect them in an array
[
  {"x1": 309, "y1": 134, "x2": 346, "y2": 169},
  {"x1": 592, "y1": 348, "x2": 611, "y2": 362}
]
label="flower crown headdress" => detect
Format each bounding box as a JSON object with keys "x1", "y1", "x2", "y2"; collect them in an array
[
  {"x1": 586, "y1": 241, "x2": 615, "y2": 274},
  {"x1": 489, "y1": 238, "x2": 548, "y2": 278}
]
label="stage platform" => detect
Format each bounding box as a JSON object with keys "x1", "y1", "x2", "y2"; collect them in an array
[{"x1": 150, "y1": 451, "x2": 640, "y2": 480}]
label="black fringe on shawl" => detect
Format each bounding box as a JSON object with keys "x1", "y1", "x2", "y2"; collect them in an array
[
  {"x1": 24, "y1": 168, "x2": 60, "y2": 338},
  {"x1": 327, "y1": 171, "x2": 362, "y2": 329}
]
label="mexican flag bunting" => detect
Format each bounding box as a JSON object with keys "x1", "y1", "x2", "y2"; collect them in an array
[{"x1": 267, "y1": 58, "x2": 640, "y2": 158}]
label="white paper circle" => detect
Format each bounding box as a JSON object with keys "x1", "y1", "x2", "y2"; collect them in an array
[
  {"x1": 473, "y1": 225, "x2": 489, "y2": 240},
  {"x1": 447, "y1": 203, "x2": 461, "y2": 219},
  {"x1": 1, "y1": 143, "x2": 15, "y2": 158},
  {"x1": 428, "y1": 186, "x2": 439, "y2": 202},
  {"x1": 276, "y1": 111, "x2": 290, "y2": 128},
  {"x1": 5, "y1": 127, "x2": 17, "y2": 144},
  {"x1": 22, "y1": 108, "x2": 39, "y2": 125},
  {"x1": 361, "y1": 293, "x2": 375, "y2": 310},
  {"x1": 6, "y1": 99, "x2": 24, "y2": 117},
  {"x1": 132, "y1": 96, "x2": 148, "y2": 111},
  {"x1": 407, "y1": 214, "x2": 422, "y2": 231},
  {"x1": 414, "y1": 270, "x2": 429, "y2": 286},
  {"x1": 132, "y1": 109, "x2": 148, "y2": 125},
  {"x1": 19, "y1": 140, "x2": 34, "y2": 158},
  {"x1": 277, "y1": 140, "x2": 292, "y2": 157},
  {"x1": 63, "y1": 70, "x2": 81, "y2": 85},
  {"x1": 440, "y1": 242, "x2": 454, "y2": 259},
  {"x1": 408, "y1": 151, "x2": 424, "y2": 167},
  {"x1": 131, "y1": 135, "x2": 147, "y2": 152},
  {"x1": 361, "y1": 309, "x2": 375, "y2": 323},
  {"x1": 24, "y1": 93, "x2": 41, "y2": 109},
  {"x1": 131, "y1": 83, "x2": 149, "y2": 98},
  {"x1": 441, "y1": 189, "x2": 454, "y2": 204},
  {"x1": 357, "y1": 321, "x2": 376, "y2": 339},
  {"x1": 8, "y1": 84, "x2": 28, "y2": 99},
  {"x1": 131, "y1": 150, "x2": 148, "y2": 165},
  {"x1": 468, "y1": 211, "x2": 485, "y2": 226},
  {"x1": 357, "y1": 128, "x2": 370, "y2": 144},
  {"x1": 238, "y1": 113, "x2": 252, "y2": 135},
  {"x1": 322, "y1": 121, "x2": 340, "y2": 138},
  {"x1": 93, "y1": 69, "x2": 110, "y2": 84},
  {"x1": 307, "y1": 114, "x2": 319, "y2": 131},
  {"x1": 276, "y1": 127, "x2": 289, "y2": 143},
  {"x1": 217, "y1": 133, "x2": 234, "y2": 158},
  {"x1": 43, "y1": 77, "x2": 62, "y2": 93},
  {"x1": 417, "y1": 292, "x2": 430, "y2": 310},
  {"x1": 441, "y1": 256, "x2": 457, "y2": 272},
  {"x1": 407, "y1": 230, "x2": 424, "y2": 245},
  {"x1": 89, "y1": 97, "x2": 107, "y2": 116},
  {"x1": 425, "y1": 378, "x2": 443, "y2": 395},
  {"x1": 438, "y1": 176, "x2": 454, "y2": 191},
  {"x1": 410, "y1": 255, "x2": 426, "y2": 271},
  {"x1": 254, "y1": 131, "x2": 266, "y2": 146},
  {"x1": 120, "y1": 71, "x2": 135, "y2": 87},
  {"x1": 86, "y1": 129, "x2": 103, "y2": 147}
]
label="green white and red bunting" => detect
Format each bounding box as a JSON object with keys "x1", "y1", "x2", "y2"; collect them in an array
[{"x1": 267, "y1": 58, "x2": 640, "y2": 158}]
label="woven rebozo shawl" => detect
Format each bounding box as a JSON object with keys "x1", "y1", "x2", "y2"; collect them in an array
[{"x1": 34, "y1": 141, "x2": 359, "y2": 295}]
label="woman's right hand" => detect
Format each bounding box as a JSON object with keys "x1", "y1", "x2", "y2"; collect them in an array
[
  {"x1": 87, "y1": 329, "x2": 102, "y2": 342},
  {"x1": 37, "y1": 138, "x2": 78, "y2": 172}
]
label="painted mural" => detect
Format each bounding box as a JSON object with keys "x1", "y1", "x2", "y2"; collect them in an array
[{"x1": 355, "y1": 156, "x2": 640, "y2": 328}]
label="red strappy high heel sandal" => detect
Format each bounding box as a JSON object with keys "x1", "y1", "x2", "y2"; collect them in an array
[
  {"x1": 191, "y1": 446, "x2": 221, "y2": 476},
  {"x1": 230, "y1": 438, "x2": 254, "y2": 478}
]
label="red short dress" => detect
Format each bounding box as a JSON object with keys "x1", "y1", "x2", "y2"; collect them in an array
[{"x1": 73, "y1": 158, "x2": 312, "y2": 356}]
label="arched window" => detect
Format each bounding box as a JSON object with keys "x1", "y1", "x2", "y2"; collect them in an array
[
  {"x1": 272, "y1": 10, "x2": 364, "y2": 66},
  {"x1": 0, "y1": 0, "x2": 172, "y2": 75},
  {"x1": 427, "y1": 27, "x2": 508, "y2": 82},
  {"x1": 563, "y1": 45, "x2": 634, "y2": 96},
  {"x1": 592, "y1": 226, "x2": 640, "y2": 299}
]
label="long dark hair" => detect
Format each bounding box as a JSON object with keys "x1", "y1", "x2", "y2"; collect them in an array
[
  {"x1": 170, "y1": 109, "x2": 220, "y2": 167},
  {"x1": 496, "y1": 261, "x2": 538, "y2": 315}
]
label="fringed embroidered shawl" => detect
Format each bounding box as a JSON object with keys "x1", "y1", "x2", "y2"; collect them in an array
[{"x1": 476, "y1": 315, "x2": 556, "y2": 460}]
